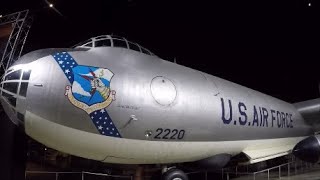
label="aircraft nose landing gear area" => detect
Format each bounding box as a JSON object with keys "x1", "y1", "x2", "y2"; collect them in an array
[
  {"x1": 135, "y1": 166, "x2": 189, "y2": 180},
  {"x1": 162, "y1": 168, "x2": 189, "y2": 180}
]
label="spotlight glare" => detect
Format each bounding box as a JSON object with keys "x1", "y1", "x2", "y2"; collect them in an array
[{"x1": 49, "y1": 3, "x2": 54, "y2": 8}]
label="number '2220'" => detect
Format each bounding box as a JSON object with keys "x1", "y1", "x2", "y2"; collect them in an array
[{"x1": 154, "y1": 128, "x2": 185, "y2": 140}]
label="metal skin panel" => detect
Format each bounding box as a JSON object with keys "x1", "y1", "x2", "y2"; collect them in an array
[
  {"x1": 0, "y1": 46, "x2": 315, "y2": 164},
  {"x1": 24, "y1": 110, "x2": 307, "y2": 164},
  {"x1": 4, "y1": 47, "x2": 314, "y2": 141}
]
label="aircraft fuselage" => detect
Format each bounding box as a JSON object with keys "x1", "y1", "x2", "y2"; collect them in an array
[{"x1": 0, "y1": 45, "x2": 314, "y2": 164}]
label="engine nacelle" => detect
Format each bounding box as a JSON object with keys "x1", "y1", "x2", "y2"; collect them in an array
[
  {"x1": 293, "y1": 135, "x2": 320, "y2": 163},
  {"x1": 183, "y1": 154, "x2": 232, "y2": 170}
]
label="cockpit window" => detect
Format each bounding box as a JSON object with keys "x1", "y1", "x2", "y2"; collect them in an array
[
  {"x1": 6, "y1": 69, "x2": 13, "y2": 74},
  {"x1": 95, "y1": 36, "x2": 107, "y2": 40},
  {"x1": 3, "y1": 82, "x2": 19, "y2": 93},
  {"x1": 2, "y1": 91, "x2": 16, "y2": 107},
  {"x1": 19, "y1": 82, "x2": 28, "y2": 97},
  {"x1": 72, "y1": 39, "x2": 91, "y2": 48},
  {"x1": 73, "y1": 35, "x2": 156, "y2": 56},
  {"x1": 5, "y1": 70, "x2": 21, "y2": 81},
  {"x1": 113, "y1": 39, "x2": 128, "y2": 48},
  {"x1": 84, "y1": 42, "x2": 93, "y2": 47},
  {"x1": 0, "y1": 68, "x2": 31, "y2": 108},
  {"x1": 22, "y1": 70, "x2": 31, "y2": 80},
  {"x1": 141, "y1": 47, "x2": 151, "y2": 55},
  {"x1": 110, "y1": 35, "x2": 124, "y2": 40},
  {"x1": 129, "y1": 42, "x2": 140, "y2": 51},
  {"x1": 95, "y1": 39, "x2": 111, "y2": 47}
]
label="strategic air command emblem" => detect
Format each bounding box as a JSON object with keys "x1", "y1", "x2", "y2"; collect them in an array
[
  {"x1": 65, "y1": 65, "x2": 116, "y2": 114},
  {"x1": 52, "y1": 52, "x2": 121, "y2": 138}
]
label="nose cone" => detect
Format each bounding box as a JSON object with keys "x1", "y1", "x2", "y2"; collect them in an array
[
  {"x1": 0, "y1": 50, "x2": 38, "y2": 126},
  {"x1": 293, "y1": 136, "x2": 320, "y2": 163},
  {"x1": 0, "y1": 66, "x2": 30, "y2": 127},
  {"x1": 1, "y1": 48, "x2": 76, "y2": 125}
]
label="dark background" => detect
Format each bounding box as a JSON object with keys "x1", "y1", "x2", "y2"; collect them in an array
[{"x1": 1, "y1": 0, "x2": 319, "y2": 103}]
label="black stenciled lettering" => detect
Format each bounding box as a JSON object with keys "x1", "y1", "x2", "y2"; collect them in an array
[
  {"x1": 178, "y1": 130, "x2": 185, "y2": 139},
  {"x1": 170, "y1": 129, "x2": 178, "y2": 139},
  {"x1": 286, "y1": 113, "x2": 290, "y2": 128},
  {"x1": 154, "y1": 129, "x2": 185, "y2": 140},
  {"x1": 281, "y1": 112, "x2": 286, "y2": 128},
  {"x1": 277, "y1": 111, "x2": 281, "y2": 128},
  {"x1": 154, "y1": 128, "x2": 163, "y2": 139},
  {"x1": 259, "y1": 107, "x2": 263, "y2": 127},
  {"x1": 271, "y1": 109, "x2": 276, "y2": 127},
  {"x1": 262, "y1": 107, "x2": 268, "y2": 127},
  {"x1": 221, "y1": 98, "x2": 233, "y2": 124},
  {"x1": 252, "y1": 106, "x2": 259, "y2": 126},
  {"x1": 238, "y1": 102, "x2": 247, "y2": 125},
  {"x1": 163, "y1": 129, "x2": 170, "y2": 139}
]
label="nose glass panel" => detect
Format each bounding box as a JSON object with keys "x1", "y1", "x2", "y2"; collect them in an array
[{"x1": 0, "y1": 66, "x2": 32, "y2": 124}]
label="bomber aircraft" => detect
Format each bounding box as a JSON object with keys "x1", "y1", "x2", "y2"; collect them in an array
[{"x1": 1, "y1": 35, "x2": 319, "y2": 180}]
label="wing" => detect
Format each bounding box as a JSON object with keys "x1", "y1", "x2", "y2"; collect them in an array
[
  {"x1": 236, "y1": 98, "x2": 320, "y2": 164},
  {"x1": 239, "y1": 142, "x2": 293, "y2": 164}
]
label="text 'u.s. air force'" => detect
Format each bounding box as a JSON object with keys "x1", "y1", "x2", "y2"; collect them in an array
[{"x1": 220, "y1": 98, "x2": 293, "y2": 128}]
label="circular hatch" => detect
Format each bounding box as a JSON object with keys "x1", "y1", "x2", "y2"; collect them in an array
[{"x1": 150, "y1": 76, "x2": 177, "y2": 106}]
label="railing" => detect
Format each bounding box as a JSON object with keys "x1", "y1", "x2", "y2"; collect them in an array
[
  {"x1": 25, "y1": 159, "x2": 316, "y2": 180},
  {"x1": 83, "y1": 171, "x2": 133, "y2": 180},
  {"x1": 26, "y1": 171, "x2": 133, "y2": 180},
  {"x1": 183, "y1": 159, "x2": 316, "y2": 180},
  {"x1": 221, "y1": 159, "x2": 315, "y2": 180}
]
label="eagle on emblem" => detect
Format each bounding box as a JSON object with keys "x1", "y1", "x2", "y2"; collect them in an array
[{"x1": 64, "y1": 65, "x2": 116, "y2": 114}]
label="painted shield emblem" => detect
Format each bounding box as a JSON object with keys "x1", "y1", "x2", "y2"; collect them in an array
[
  {"x1": 52, "y1": 52, "x2": 121, "y2": 138},
  {"x1": 72, "y1": 66, "x2": 113, "y2": 105},
  {"x1": 64, "y1": 65, "x2": 116, "y2": 114}
]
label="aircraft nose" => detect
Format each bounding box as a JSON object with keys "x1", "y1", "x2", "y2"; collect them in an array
[
  {"x1": 1, "y1": 48, "x2": 76, "y2": 127},
  {"x1": 0, "y1": 64, "x2": 32, "y2": 127}
]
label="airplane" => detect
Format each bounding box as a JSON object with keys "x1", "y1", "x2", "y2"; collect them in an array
[{"x1": 0, "y1": 34, "x2": 319, "y2": 180}]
